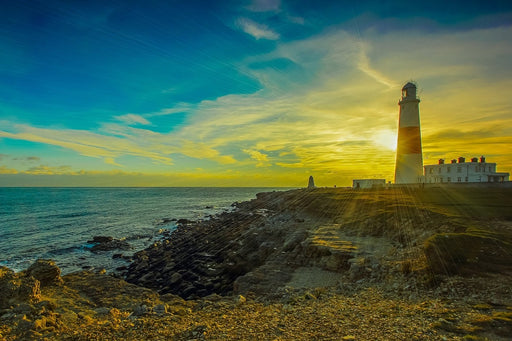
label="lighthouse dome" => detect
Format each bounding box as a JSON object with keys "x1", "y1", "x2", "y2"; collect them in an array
[
  {"x1": 402, "y1": 82, "x2": 416, "y2": 90},
  {"x1": 401, "y1": 82, "x2": 417, "y2": 99}
]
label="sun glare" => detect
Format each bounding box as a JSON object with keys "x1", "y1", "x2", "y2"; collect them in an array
[{"x1": 373, "y1": 130, "x2": 397, "y2": 151}]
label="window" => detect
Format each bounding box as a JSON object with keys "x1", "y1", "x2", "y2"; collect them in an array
[
  {"x1": 438, "y1": 168, "x2": 442, "y2": 173},
  {"x1": 440, "y1": 177, "x2": 443, "y2": 183},
  {"x1": 465, "y1": 177, "x2": 468, "y2": 182},
  {"x1": 447, "y1": 167, "x2": 451, "y2": 173},
  {"x1": 489, "y1": 166, "x2": 492, "y2": 172},
  {"x1": 429, "y1": 168, "x2": 433, "y2": 174},
  {"x1": 475, "y1": 166, "x2": 479, "y2": 172},
  {"x1": 457, "y1": 167, "x2": 462, "y2": 173},
  {"x1": 457, "y1": 177, "x2": 461, "y2": 182}
]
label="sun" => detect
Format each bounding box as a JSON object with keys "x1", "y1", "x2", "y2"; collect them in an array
[{"x1": 373, "y1": 129, "x2": 397, "y2": 151}]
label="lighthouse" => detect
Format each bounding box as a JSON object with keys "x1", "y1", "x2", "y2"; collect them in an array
[{"x1": 394, "y1": 82, "x2": 423, "y2": 184}]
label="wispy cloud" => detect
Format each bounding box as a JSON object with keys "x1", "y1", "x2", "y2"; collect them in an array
[
  {"x1": 236, "y1": 18, "x2": 280, "y2": 40},
  {"x1": 243, "y1": 149, "x2": 270, "y2": 167},
  {"x1": 25, "y1": 165, "x2": 74, "y2": 175},
  {"x1": 0, "y1": 166, "x2": 18, "y2": 174},
  {"x1": 114, "y1": 114, "x2": 151, "y2": 125},
  {"x1": 356, "y1": 42, "x2": 397, "y2": 88}
]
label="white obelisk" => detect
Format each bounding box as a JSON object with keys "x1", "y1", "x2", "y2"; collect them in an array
[{"x1": 394, "y1": 82, "x2": 423, "y2": 184}]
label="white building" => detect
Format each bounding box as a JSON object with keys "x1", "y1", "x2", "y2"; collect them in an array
[
  {"x1": 353, "y1": 179, "x2": 386, "y2": 189},
  {"x1": 424, "y1": 156, "x2": 509, "y2": 184}
]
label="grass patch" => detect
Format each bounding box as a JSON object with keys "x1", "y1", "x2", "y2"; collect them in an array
[{"x1": 424, "y1": 228, "x2": 512, "y2": 274}]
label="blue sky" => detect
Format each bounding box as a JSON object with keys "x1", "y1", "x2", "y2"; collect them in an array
[{"x1": 1, "y1": 0, "x2": 512, "y2": 186}]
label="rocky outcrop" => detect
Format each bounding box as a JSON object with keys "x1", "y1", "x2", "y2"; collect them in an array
[
  {"x1": 0, "y1": 266, "x2": 41, "y2": 309},
  {"x1": 124, "y1": 187, "x2": 512, "y2": 301},
  {"x1": 88, "y1": 236, "x2": 131, "y2": 252},
  {"x1": 26, "y1": 259, "x2": 63, "y2": 286},
  {"x1": 0, "y1": 262, "x2": 64, "y2": 339},
  {"x1": 125, "y1": 209, "x2": 281, "y2": 298},
  {"x1": 124, "y1": 189, "x2": 386, "y2": 298}
]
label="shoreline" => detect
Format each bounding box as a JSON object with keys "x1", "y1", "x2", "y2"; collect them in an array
[
  {"x1": 1, "y1": 187, "x2": 281, "y2": 275},
  {"x1": 2, "y1": 187, "x2": 512, "y2": 340}
]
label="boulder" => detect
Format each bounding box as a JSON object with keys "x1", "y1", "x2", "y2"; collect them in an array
[
  {"x1": 0, "y1": 266, "x2": 41, "y2": 308},
  {"x1": 26, "y1": 259, "x2": 63, "y2": 286}
]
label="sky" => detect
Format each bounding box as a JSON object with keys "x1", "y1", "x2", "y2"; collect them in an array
[{"x1": 0, "y1": 0, "x2": 511, "y2": 187}]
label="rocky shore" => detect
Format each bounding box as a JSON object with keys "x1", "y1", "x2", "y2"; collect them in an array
[{"x1": 1, "y1": 187, "x2": 512, "y2": 340}]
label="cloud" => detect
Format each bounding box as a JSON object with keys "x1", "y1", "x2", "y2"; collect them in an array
[
  {"x1": 243, "y1": 149, "x2": 270, "y2": 167},
  {"x1": 26, "y1": 156, "x2": 41, "y2": 162},
  {"x1": 1, "y1": 23, "x2": 511, "y2": 186},
  {"x1": 236, "y1": 18, "x2": 280, "y2": 40},
  {"x1": 114, "y1": 114, "x2": 151, "y2": 125},
  {"x1": 25, "y1": 165, "x2": 74, "y2": 175},
  {"x1": 0, "y1": 166, "x2": 18, "y2": 174},
  {"x1": 356, "y1": 42, "x2": 397, "y2": 88},
  {"x1": 0, "y1": 121, "x2": 239, "y2": 168},
  {"x1": 181, "y1": 141, "x2": 237, "y2": 165}
]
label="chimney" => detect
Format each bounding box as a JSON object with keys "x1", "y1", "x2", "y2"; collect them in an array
[
  {"x1": 438, "y1": 159, "x2": 444, "y2": 165},
  {"x1": 480, "y1": 156, "x2": 486, "y2": 163},
  {"x1": 471, "y1": 157, "x2": 478, "y2": 162},
  {"x1": 458, "y1": 157, "x2": 465, "y2": 163},
  {"x1": 451, "y1": 159, "x2": 457, "y2": 164}
]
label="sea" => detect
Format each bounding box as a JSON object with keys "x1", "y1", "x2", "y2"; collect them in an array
[{"x1": 0, "y1": 187, "x2": 289, "y2": 274}]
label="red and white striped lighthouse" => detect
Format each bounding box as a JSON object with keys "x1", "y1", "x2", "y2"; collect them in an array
[{"x1": 394, "y1": 82, "x2": 423, "y2": 184}]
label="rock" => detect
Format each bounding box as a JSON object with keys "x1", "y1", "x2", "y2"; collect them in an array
[
  {"x1": 153, "y1": 304, "x2": 167, "y2": 315},
  {"x1": 169, "y1": 272, "x2": 182, "y2": 284},
  {"x1": 90, "y1": 238, "x2": 131, "y2": 252},
  {"x1": 35, "y1": 300, "x2": 56, "y2": 312},
  {"x1": 17, "y1": 316, "x2": 35, "y2": 332},
  {"x1": 0, "y1": 267, "x2": 19, "y2": 307},
  {"x1": 33, "y1": 317, "x2": 46, "y2": 330},
  {"x1": 13, "y1": 303, "x2": 34, "y2": 315},
  {"x1": 237, "y1": 295, "x2": 246, "y2": 304},
  {"x1": 95, "y1": 307, "x2": 110, "y2": 315},
  {"x1": 108, "y1": 308, "x2": 122, "y2": 319},
  {"x1": 177, "y1": 218, "x2": 194, "y2": 225},
  {"x1": 1, "y1": 267, "x2": 41, "y2": 308},
  {"x1": 26, "y1": 259, "x2": 63, "y2": 286},
  {"x1": 133, "y1": 304, "x2": 151, "y2": 316},
  {"x1": 88, "y1": 236, "x2": 113, "y2": 243}
]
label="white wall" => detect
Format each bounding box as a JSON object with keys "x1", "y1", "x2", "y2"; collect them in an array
[{"x1": 424, "y1": 161, "x2": 509, "y2": 183}]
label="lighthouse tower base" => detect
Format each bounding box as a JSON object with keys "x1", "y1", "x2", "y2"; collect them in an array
[{"x1": 395, "y1": 153, "x2": 423, "y2": 184}]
